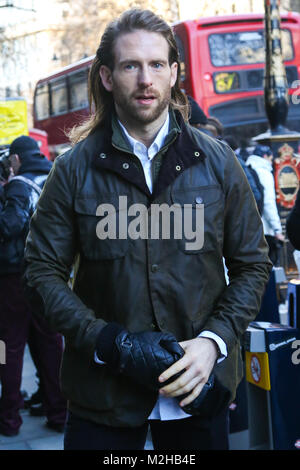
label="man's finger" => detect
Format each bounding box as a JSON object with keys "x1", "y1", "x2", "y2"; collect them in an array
[
  {"x1": 179, "y1": 380, "x2": 206, "y2": 407},
  {"x1": 158, "y1": 355, "x2": 189, "y2": 383},
  {"x1": 160, "y1": 375, "x2": 200, "y2": 398},
  {"x1": 159, "y1": 362, "x2": 200, "y2": 394}
]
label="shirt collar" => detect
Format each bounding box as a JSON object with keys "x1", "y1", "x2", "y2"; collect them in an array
[{"x1": 118, "y1": 114, "x2": 170, "y2": 161}]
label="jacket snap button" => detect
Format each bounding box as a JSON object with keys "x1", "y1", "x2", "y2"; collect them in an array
[
  {"x1": 99, "y1": 153, "x2": 107, "y2": 159},
  {"x1": 123, "y1": 163, "x2": 129, "y2": 170},
  {"x1": 195, "y1": 196, "x2": 203, "y2": 204},
  {"x1": 151, "y1": 264, "x2": 159, "y2": 273},
  {"x1": 175, "y1": 165, "x2": 181, "y2": 171},
  {"x1": 194, "y1": 151, "x2": 200, "y2": 157}
]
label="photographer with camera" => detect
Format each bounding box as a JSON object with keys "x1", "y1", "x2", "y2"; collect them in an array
[
  {"x1": 0, "y1": 136, "x2": 67, "y2": 436},
  {"x1": 0, "y1": 147, "x2": 11, "y2": 206},
  {"x1": 0, "y1": 181, "x2": 4, "y2": 206}
]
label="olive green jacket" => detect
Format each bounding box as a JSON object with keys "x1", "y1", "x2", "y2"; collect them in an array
[{"x1": 24, "y1": 110, "x2": 272, "y2": 427}]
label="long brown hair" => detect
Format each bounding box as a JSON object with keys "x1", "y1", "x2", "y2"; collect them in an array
[{"x1": 67, "y1": 8, "x2": 189, "y2": 144}]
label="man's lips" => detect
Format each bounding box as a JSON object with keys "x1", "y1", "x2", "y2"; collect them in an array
[{"x1": 134, "y1": 94, "x2": 157, "y2": 104}]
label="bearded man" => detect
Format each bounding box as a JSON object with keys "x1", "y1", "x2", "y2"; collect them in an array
[{"x1": 23, "y1": 9, "x2": 272, "y2": 450}]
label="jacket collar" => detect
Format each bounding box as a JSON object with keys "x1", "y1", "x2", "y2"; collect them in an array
[
  {"x1": 92, "y1": 108, "x2": 207, "y2": 200},
  {"x1": 151, "y1": 111, "x2": 206, "y2": 200}
]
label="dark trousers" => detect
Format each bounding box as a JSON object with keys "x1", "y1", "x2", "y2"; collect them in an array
[
  {"x1": 0, "y1": 273, "x2": 67, "y2": 434},
  {"x1": 64, "y1": 408, "x2": 229, "y2": 450}
]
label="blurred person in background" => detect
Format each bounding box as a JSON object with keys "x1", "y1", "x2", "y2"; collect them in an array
[
  {"x1": 246, "y1": 144, "x2": 284, "y2": 266},
  {"x1": 187, "y1": 95, "x2": 208, "y2": 128},
  {"x1": 206, "y1": 116, "x2": 224, "y2": 140},
  {"x1": 235, "y1": 138, "x2": 250, "y2": 162},
  {"x1": 224, "y1": 136, "x2": 264, "y2": 216},
  {"x1": 187, "y1": 97, "x2": 225, "y2": 141},
  {"x1": 0, "y1": 136, "x2": 67, "y2": 436},
  {"x1": 0, "y1": 182, "x2": 4, "y2": 205}
]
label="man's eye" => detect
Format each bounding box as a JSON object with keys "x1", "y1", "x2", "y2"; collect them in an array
[
  {"x1": 153, "y1": 63, "x2": 163, "y2": 69},
  {"x1": 124, "y1": 64, "x2": 135, "y2": 70}
]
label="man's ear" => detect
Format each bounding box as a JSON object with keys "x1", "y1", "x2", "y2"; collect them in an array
[
  {"x1": 10, "y1": 154, "x2": 20, "y2": 167},
  {"x1": 9, "y1": 154, "x2": 21, "y2": 176},
  {"x1": 99, "y1": 65, "x2": 113, "y2": 92},
  {"x1": 170, "y1": 62, "x2": 178, "y2": 88}
]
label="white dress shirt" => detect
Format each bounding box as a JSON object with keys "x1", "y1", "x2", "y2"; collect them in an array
[{"x1": 95, "y1": 115, "x2": 228, "y2": 420}]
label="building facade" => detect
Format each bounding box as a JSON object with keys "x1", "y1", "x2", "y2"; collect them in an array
[
  {"x1": 1, "y1": 0, "x2": 300, "y2": 125},
  {"x1": 178, "y1": 0, "x2": 300, "y2": 21}
]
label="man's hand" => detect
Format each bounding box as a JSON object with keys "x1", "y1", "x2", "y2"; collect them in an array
[
  {"x1": 275, "y1": 232, "x2": 285, "y2": 242},
  {"x1": 158, "y1": 337, "x2": 219, "y2": 407}
]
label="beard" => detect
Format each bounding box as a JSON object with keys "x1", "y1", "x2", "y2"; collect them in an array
[{"x1": 113, "y1": 85, "x2": 172, "y2": 126}]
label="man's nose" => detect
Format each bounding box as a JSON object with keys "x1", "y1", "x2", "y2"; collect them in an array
[{"x1": 138, "y1": 65, "x2": 152, "y2": 87}]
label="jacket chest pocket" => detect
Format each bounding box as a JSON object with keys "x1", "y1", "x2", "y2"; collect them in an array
[
  {"x1": 74, "y1": 195, "x2": 130, "y2": 260},
  {"x1": 170, "y1": 185, "x2": 224, "y2": 254}
]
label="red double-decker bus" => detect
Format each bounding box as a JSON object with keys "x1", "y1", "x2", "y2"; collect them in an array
[
  {"x1": 33, "y1": 56, "x2": 93, "y2": 159},
  {"x1": 173, "y1": 11, "x2": 300, "y2": 140},
  {"x1": 33, "y1": 12, "x2": 300, "y2": 159}
]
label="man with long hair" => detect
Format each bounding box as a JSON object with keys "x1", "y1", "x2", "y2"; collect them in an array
[{"x1": 23, "y1": 9, "x2": 271, "y2": 450}]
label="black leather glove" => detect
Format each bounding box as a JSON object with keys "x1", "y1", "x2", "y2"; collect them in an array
[{"x1": 96, "y1": 322, "x2": 184, "y2": 390}]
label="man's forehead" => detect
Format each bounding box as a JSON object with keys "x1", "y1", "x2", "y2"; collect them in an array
[{"x1": 113, "y1": 30, "x2": 169, "y2": 61}]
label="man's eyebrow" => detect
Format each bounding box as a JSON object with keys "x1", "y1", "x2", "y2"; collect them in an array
[
  {"x1": 118, "y1": 59, "x2": 138, "y2": 65},
  {"x1": 118, "y1": 58, "x2": 168, "y2": 65},
  {"x1": 150, "y1": 59, "x2": 168, "y2": 64}
]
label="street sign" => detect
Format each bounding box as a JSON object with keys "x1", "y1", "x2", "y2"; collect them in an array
[{"x1": 0, "y1": 98, "x2": 29, "y2": 145}]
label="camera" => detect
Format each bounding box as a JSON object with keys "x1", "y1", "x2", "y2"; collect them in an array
[{"x1": 0, "y1": 147, "x2": 11, "y2": 183}]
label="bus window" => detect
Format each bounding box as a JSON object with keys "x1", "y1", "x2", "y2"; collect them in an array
[
  {"x1": 69, "y1": 69, "x2": 89, "y2": 111},
  {"x1": 35, "y1": 84, "x2": 49, "y2": 120},
  {"x1": 281, "y1": 29, "x2": 294, "y2": 61},
  {"x1": 50, "y1": 77, "x2": 68, "y2": 115},
  {"x1": 208, "y1": 29, "x2": 294, "y2": 67}
]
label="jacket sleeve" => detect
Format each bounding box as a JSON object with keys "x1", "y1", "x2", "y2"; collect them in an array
[
  {"x1": 0, "y1": 179, "x2": 31, "y2": 241},
  {"x1": 203, "y1": 147, "x2": 273, "y2": 354},
  {"x1": 23, "y1": 154, "x2": 107, "y2": 359},
  {"x1": 0, "y1": 184, "x2": 5, "y2": 207},
  {"x1": 286, "y1": 189, "x2": 300, "y2": 250}
]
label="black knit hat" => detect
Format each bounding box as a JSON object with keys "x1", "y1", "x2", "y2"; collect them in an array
[
  {"x1": 9, "y1": 135, "x2": 41, "y2": 161},
  {"x1": 253, "y1": 144, "x2": 273, "y2": 158},
  {"x1": 188, "y1": 96, "x2": 208, "y2": 125}
]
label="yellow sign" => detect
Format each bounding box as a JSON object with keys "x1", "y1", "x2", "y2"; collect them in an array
[
  {"x1": 0, "y1": 99, "x2": 29, "y2": 146},
  {"x1": 214, "y1": 72, "x2": 239, "y2": 93},
  {"x1": 245, "y1": 352, "x2": 271, "y2": 391}
]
